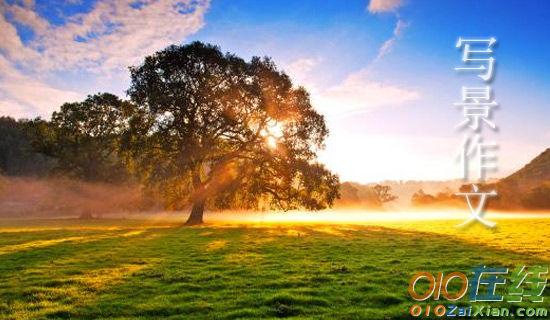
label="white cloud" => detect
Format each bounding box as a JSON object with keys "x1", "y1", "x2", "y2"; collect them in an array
[
  {"x1": 0, "y1": 56, "x2": 83, "y2": 118},
  {"x1": 284, "y1": 57, "x2": 322, "y2": 87},
  {"x1": 2, "y1": 0, "x2": 209, "y2": 73},
  {"x1": 314, "y1": 68, "x2": 420, "y2": 118},
  {"x1": 0, "y1": 0, "x2": 210, "y2": 118},
  {"x1": 317, "y1": 2, "x2": 413, "y2": 117},
  {"x1": 393, "y1": 18, "x2": 407, "y2": 36},
  {"x1": 282, "y1": 57, "x2": 419, "y2": 118},
  {"x1": 366, "y1": 0, "x2": 408, "y2": 62},
  {"x1": 7, "y1": 2, "x2": 49, "y2": 32},
  {"x1": 367, "y1": 0, "x2": 403, "y2": 13},
  {"x1": 0, "y1": 11, "x2": 41, "y2": 62},
  {"x1": 375, "y1": 19, "x2": 408, "y2": 61}
]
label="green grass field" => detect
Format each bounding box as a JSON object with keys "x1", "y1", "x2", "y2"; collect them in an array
[{"x1": 0, "y1": 217, "x2": 549, "y2": 319}]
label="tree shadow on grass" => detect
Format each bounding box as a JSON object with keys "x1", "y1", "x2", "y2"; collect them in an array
[{"x1": 0, "y1": 226, "x2": 185, "y2": 319}]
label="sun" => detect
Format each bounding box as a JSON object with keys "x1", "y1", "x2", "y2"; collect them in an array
[{"x1": 262, "y1": 120, "x2": 284, "y2": 149}]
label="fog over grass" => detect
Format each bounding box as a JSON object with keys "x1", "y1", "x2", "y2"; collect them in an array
[{"x1": 2, "y1": 176, "x2": 548, "y2": 225}]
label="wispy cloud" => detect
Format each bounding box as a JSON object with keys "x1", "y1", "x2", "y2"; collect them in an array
[
  {"x1": 282, "y1": 1, "x2": 416, "y2": 119},
  {"x1": 365, "y1": 0, "x2": 409, "y2": 63},
  {"x1": 0, "y1": 0, "x2": 210, "y2": 118},
  {"x1": 367, "y1": 0, "x2": 403, "y2": 14},
  {"x1": 314, "y1": 68, "x2": 420, "y2": 118},
  {"x1": 284, "y1": 57, "x2": 322, "y2": 86},
  {"x1": 374, "y1": 19, "x2": 408, "y2": 62},
  {"x1": 0, "y1": 56, "x2": 83, "y2": 118}
]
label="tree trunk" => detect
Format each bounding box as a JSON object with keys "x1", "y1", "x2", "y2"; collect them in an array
[{"x1": 184, "y1": 198, "x2": 205, "y2": 226}]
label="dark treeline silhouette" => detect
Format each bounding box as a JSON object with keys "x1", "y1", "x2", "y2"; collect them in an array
[
  {"x1": 0, "y1": 42, "x2": 340, "y2": 225},
  {"x1": 410, "y1": 188, "x2": 461, "y2": 207},
  {"x1": 0, "y1": 117, "x2": 54, "y2": 176}
]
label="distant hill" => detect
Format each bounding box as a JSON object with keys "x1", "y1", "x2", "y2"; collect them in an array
[
  {"x1": 500, "y1": 148, "x2": 550, "y2": 190},
  {"x1": 491, "y1": 148, "x2": 550, "y2": 209}
]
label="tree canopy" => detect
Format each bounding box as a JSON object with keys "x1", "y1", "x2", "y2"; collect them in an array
[
  {"x1": 124, "y1": 42, "x2": 339, "y2": 224},
  {"x1": 42, "y1": 93, "x2": 133, "y2": 182}
]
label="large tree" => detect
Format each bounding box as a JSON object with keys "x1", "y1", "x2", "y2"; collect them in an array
[{"x1": 125, "y1": 42, "x2": 339, "y2": 225}]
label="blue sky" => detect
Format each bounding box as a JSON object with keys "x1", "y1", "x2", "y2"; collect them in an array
[{"x1": 1, "y1": 0, "x2": 549, "y2": 182}]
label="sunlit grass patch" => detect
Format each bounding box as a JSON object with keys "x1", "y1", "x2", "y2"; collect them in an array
[
  {"x1": 0, "y1": 236, "x2": 89, "y2": 255},
  {"x1": 378, "y1": 218, "x2": 550, "y2": 259},
  {"x1": 5, "y1": 263, "x2": 151, "y2": 320},
  {"x1": 206, "y1": 240, "x2": 228, "y2": 251},
  {"x1": 224, "y1": 251, "x2": 263, "y2": 265},
  {"x1": 0, "y1": 229, "x2": 148, "y2": 256},
  {"x1": 0, "y1": 217, "x2": 548, "y2": 319}
]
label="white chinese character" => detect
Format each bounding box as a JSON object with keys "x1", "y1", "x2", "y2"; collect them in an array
[
  {"x1": 456, "y1": 184, "x2": 497, "y2": 228},
  {"x1": 458, "y1": 134, "x2": 498, "y2": 181},
  {"x1": 455, "y1": 86, "x2": 498, "y2": 131},
  {"x1": 455, "y1": 37, "x2": 497, "y2": 82}
]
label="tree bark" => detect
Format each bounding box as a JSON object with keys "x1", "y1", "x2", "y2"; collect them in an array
[
  {"x1": 184, "y1": 165, "x2": 206, "y2": 226},
  {"x1": 185, "y1": 198, "x2": 205, "y2": 226}
]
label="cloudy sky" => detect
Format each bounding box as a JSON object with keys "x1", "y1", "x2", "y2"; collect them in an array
[{"x1": 1, "y1": 0, "x2": 549, "y2": 183}]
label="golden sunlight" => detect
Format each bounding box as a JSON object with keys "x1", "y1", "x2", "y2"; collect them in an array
[{"x1": 261, "y1": 120, "x2": 284, "y2": 149}]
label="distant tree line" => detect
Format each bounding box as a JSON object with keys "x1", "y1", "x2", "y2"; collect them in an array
[
  {"x1": 0, "y1": 116, "x2": 55, "y2": 177},
  {"x1": 0, "y1": 93, "x2": 133, "y2": 183},
  {"x1": 338, "y1": 182, "x2": 397, "y2": 208},
  {"x1": 410, "y1": 188, "x2": 461, "y2": 207},
  {"x1": 410, "y1": 183, "x2": 550, "y2": 210}
]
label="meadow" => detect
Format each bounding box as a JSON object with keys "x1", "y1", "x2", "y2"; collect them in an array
[{"x1": 0, "y1": 216, "x2": 549, "y2": 319}]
